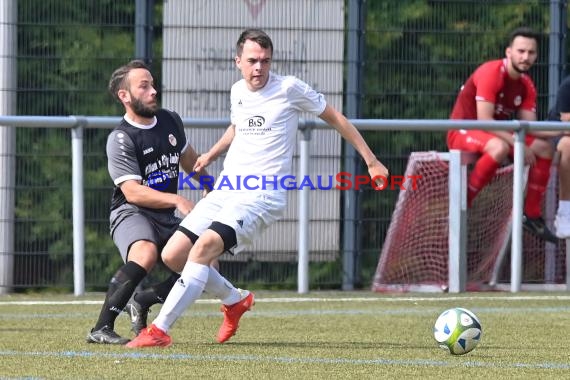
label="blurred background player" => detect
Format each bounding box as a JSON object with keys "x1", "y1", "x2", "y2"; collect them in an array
[
  {"x1": 126, "y1": 28, "x2": 389, "y2": 348},
  {"x1": 446, "y1": 27, "x2": 562, "y2": 243},
  {"x1": 548, "y1": 75, "x2": 570, "y2": 238},
  {"x1": 86, "y1": 60, "x2": 209, "y2": 344}
]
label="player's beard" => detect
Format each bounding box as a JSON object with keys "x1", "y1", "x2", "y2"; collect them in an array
[
  {"x1": 512, "y1": 61, "x2": 531, "y2": 74},
  {"x1": 131, "y1": 96, "x2": 158, "y2": 118}
]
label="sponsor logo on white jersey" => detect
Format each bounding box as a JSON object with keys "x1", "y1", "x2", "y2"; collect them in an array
[{"x1": 247, "y1": 116, "x2": 265, "y2": 127}]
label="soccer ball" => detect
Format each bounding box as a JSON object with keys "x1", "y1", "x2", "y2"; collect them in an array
[{"x1": 433, "y1": 307, "x2": 482, "y2": 355}]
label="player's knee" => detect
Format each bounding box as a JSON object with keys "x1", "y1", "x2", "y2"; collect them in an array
[
  {"x1": 161, "y1": 250, "x2": 183, "y2": 272},
  {"x1": 189, "y1": 222, "x2": 237, "y2": 262},
  {"x1": 558, "y1": 139, "x2": 570, "y2": 169},
  {"x1": 162, "y1": 230, "x2": 195, "y2": 272},
  {"x1": 531, "y1": 138, "x2": 554, "y2": 158},
  {"x1": 188, "y1": 228, "x2": 231, "y2": 264},
  {"x1": 127, "y1": 240, "x2": 159, "y2": 271},
  {"x1": 558, "y1": 136, "x2": 570, "y2": 155},
  {"x1": 485, "y1": 138, "x2": 509, "y2": 160}
]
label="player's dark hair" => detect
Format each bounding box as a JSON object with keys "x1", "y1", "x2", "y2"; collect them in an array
[
  {"x1": 108, "y1": 60, "x2": 150, "y2": 103},
  {"x1": 236, "y1": 28, "x2": 273, "y2": 56},
  {"x1": 508, "y1": 27, "x2": 539, "y2": 47}
]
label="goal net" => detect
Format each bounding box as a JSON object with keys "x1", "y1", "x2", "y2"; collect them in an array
[{"x1": 372, "y1": 151, "x2": 565, "y2": 292}]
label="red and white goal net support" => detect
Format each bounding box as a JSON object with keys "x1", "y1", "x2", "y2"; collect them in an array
[{"x1": 372, "y1": 150, "x2": 568, "y2": 293}]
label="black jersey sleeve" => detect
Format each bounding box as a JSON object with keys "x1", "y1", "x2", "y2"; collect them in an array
[
  {"x1": 557, "y1": 78, "x2": 570, "y2": 113},
  {"x1": 106, "y1": 129, "x2": 142, "y2": 186}
]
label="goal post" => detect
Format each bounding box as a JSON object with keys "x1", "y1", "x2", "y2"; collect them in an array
[
  {"x1": 372, "y1": 150, "x2": 516, "y2": 293},
  {"x1": 446, "y1": 149, "x2": 475, "y2": 292}
]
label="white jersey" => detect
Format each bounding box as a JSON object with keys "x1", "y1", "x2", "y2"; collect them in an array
[{"x1": 215, "y1": 72, "x2": 327, "y2": 192}]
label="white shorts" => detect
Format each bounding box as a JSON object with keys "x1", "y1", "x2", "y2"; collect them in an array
[{"x1": 179, "y1": 190, "x2": 286, "y2": 254}]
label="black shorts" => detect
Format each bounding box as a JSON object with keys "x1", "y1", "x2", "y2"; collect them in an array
[{"x1": 110, "y1": 204, "x2": 181, "y2": 261}]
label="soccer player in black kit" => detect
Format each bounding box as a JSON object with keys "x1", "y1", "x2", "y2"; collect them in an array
[{"x1": 86, "y1": 60, "x2": 209, "y2": 344}]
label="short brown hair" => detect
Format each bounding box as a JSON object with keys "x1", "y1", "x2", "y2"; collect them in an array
[
  {"x1": 508, "y1": 27, "x2": 540, "y2": 47},
  {"x1": 236, "y1": 28, "x2": 273, "y2": 57},
  {"x1": 108, "y1": 60, "x2": 150, "y2": 103}
]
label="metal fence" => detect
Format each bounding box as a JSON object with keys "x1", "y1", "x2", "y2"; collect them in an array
[
  {"x1": 2, "y1": 116, "x2": 569, "y2": 296},
  {"x1": 1, "y1": 0, "x2": 569, "y2": 291}
]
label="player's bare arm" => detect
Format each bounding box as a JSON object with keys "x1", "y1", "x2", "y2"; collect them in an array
[
  {"x1": 119, "y1": 179, "x2": 194, "y2": 216},
  {"x1": 193, "y1": 124, "x2": 236, "y2": 172},
  {"x1": 516, "y1": 109, "x2": 563, "y2": 138},
  {"x1": 560, "y1": 112, "x2": 570, "y2": 122},
  {"x1": 179, "y1": 144, "x2": 207, "y2": 176},
  {"x1": 475, "y1": 101, "x2": 513, "y2": 144},
  {"x1": 318, "y1": 104, "x2": 389, "y2": 182},
  {"x1": 475, "y1": 100, "x2": 537, "y2": 165},
  {"x1": 179, "y1": 144, "x2": 212, "y2": 193},
  {"x1": 560, "y1": 113, "x2": 570, "y2": 135}
]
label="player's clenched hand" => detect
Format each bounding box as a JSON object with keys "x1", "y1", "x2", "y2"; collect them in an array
[
  {"x1": 367, "y1": 159, "x2": 389, "y2": 189},
  {"x1": 193, "y1": 153, "x2": 212, "y2": 172},
  {"x1": 523, "y1": 146, "x2": 536, "y2": 166},
  {"x1": 175, "y1": 195, "x2": 195, "y2": 217}
]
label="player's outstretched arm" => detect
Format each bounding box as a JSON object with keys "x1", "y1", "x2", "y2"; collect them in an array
[
  {"x1": 180, "y1": 144, "x2": 210, "y2": 179},
  {"x1": 318, "y1": 105, "x2": 389, "y2": 183},
  {"x1": 193, "y1": 124, "x2": 236, "y2": 172},
  {"x1": 517, "y1": 109, "x2": 563, "y2": 138},
  {"x1": 120, "y1": 179, "x2": 195, "y2": 216}
]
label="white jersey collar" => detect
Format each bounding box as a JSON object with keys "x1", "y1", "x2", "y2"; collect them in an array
[{"x1": 124, "y1": 113, "x2": 157, "y2": 129}]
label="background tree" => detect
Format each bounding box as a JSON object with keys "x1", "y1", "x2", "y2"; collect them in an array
[
  {"x1": 16, "y1": 0, "x2": 138, "y2": 289},
  {"x1": 11, "y1": 0, "x2": 563, "y2": 290}
]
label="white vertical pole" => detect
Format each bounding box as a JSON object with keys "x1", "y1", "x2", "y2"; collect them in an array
[
  {"x1": 544, "y1": 162, "x2": 557, "y2": 283},
  {"x1": 511, "y1": 127, "x2": 525, "y2": 293},
  {"x1": 448, "y1": 150, "x2": 467, "y2": 293},
  {"x1": 72, "y1": 124, "x2": 85, "y2": 296},
  {"x1": 297, "y1": 124, "x2": 311, "y2": 294},
  {"x1": 0, "y1": 0, "x2": 16, "y2": 295}
]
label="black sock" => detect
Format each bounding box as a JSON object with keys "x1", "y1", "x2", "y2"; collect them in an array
[
  {"x1": 93, "y1": 261, "x2": 147, "y2": 331},
  {"x1": 133, "y1": 272, "x2": 180, "y2": 309}
]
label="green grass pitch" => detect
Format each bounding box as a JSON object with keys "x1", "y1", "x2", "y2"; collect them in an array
[{"x1": 1, "y1": 291, "x2": 570, "y2": 379}]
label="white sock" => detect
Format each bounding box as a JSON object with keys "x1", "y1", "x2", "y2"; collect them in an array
[
  {"x1": 558, "y1": 200, "x2": 570, "y2": 216},
  {"x1": 204, "y1": 267, "x2": 242, "y2": 305},
  {"x1": 153, "y1": 262, "x2": 209, "y2": 333}
]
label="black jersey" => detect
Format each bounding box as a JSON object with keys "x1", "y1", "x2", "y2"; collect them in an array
[
  {"x1": 548, "y1": 76, "x2": 570, "y2": 121},
  {"x1": 107, "y1": 109, "x2": 188, "y2": 213}
]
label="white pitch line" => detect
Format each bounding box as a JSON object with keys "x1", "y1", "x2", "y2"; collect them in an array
[
  {"x1": 1, "y1": 350, "x2": 569, "y2": 370},
  {"x1": 2, "y1": 294, "x2": 570, "y2": 306}
]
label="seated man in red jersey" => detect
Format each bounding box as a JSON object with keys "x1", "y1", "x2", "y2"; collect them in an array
[{"x1": 447, "y1": 27, "x2": 563, "y2": 243}]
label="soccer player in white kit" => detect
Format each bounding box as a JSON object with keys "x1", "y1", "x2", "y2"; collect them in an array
[{"x1": 127, "y1": 28, "x2": 389, "y2": 348}]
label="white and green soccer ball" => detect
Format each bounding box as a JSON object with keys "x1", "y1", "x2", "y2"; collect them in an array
[{"x1": 433, "y1": 307, "x2": 482, "y2": 355}]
